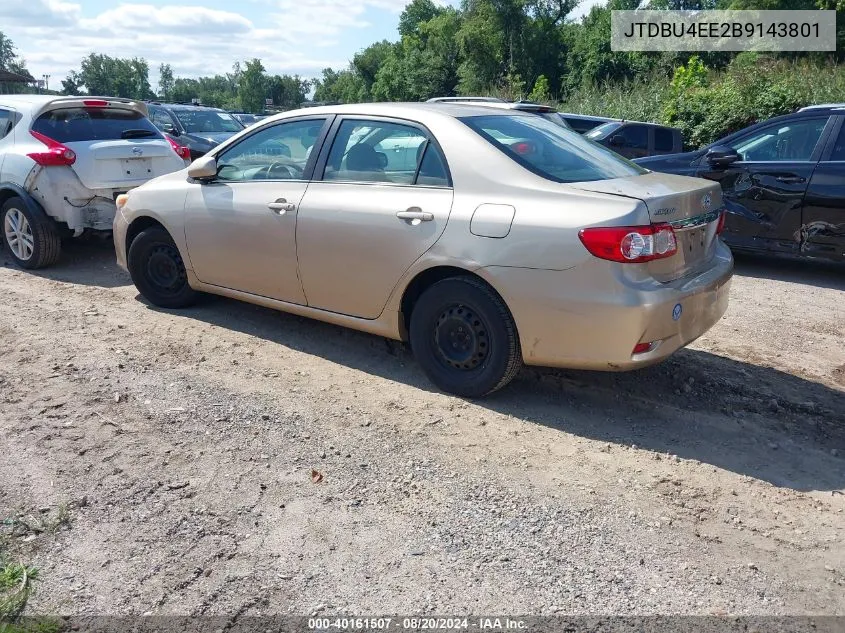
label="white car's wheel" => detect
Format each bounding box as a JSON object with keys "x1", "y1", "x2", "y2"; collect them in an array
[{"x1": 1, "y1": 197, "x2": 61, "y2": 269}]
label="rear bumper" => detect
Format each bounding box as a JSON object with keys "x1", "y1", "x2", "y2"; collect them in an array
[{"x1": 482, "y1": 241, "x2": 733, "y2": 370}]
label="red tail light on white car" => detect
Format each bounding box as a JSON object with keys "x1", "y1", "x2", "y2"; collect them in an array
[
  {"x1": 27, "y1": 130, "x2": 76, "y2": 167},
  {"x1": 578, "y1": 223, "x2": 678, "y2": 263},
  {"x1": 166, "y1": 135, "x2": 191, "y2": 161}
]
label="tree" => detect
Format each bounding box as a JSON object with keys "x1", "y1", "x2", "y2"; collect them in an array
[
  {"x1": 399, "y1": 0, "x2": 445, "y2": 37},
  {"x1": 77, "y1": 53, "x2": 153, "y2": 99},
  {"x1": 159, "y1": 63, "x2": 174, "y2": 100},
  {"x1": 61, "y1": 71, "x2": 83, "y2": 95},
  {"x1": 238, "y1": 58, "x2": 267, "y2": 113},
  {"x1": 267, "y1": 74, "x2": 310, "y2": 109},
  {"x1": 528, "y1": 74, "x2": 551, "y2": 102}
]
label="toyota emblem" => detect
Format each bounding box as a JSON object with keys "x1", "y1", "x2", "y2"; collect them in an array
[
  {"x1": 702, "y1": 193, "x2": 712, "y2": 211},
  {"x1": 132, "y1": 147, "x2": 143, "y2": 157}
]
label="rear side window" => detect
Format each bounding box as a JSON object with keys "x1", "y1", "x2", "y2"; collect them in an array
[
  {"x1": 654, "y1": 128, "x2": 674, "y2": 152},
  {"x1": 32, "y1": 107, "x2": 162, "y2": 142},
  {"x1": 0, "y1": 108, "x2": 11, "y2": 140},
  {"x1": 462, "y1": 114, "x2": 646, "y2": 183}
]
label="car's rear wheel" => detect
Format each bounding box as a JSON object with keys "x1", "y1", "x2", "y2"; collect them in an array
[
  {"x1": 128, "y1": 227, "x2": 198, "y2": 308},
  {"x1": 409, "y1": 276, "x2": 522, "y2": 397},
  {"x1": 1, "y1": 197, "x2": 61, "y2": 269}
]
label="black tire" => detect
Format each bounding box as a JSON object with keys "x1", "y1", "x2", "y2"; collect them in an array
[
  {"x1": 127, "y1": 227, "x2": 198, "y2": 308},
  {"x1": 0, "y1": 197, "x2": 61, "y2": 269},
  {"x1": 409, "y1": 276, "x2": 522, "y2": 397}
]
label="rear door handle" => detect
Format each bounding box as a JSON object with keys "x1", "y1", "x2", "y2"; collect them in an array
[
  {"x1": 775, "y1": 175, "x2": 806, "y2": 184},
  {"x1": 396, "y1": 209, "x2": 434, "y2": 222},
  {"x1": 268, "y1": 199, "x2": 296, "y2": 214}
]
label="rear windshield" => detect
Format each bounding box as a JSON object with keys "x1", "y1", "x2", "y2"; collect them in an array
[
  {"x1": 32, "y1": 107, "x2": 162, "y2": 143},
  {"x1": 584, "y1": 121, "x2": 622, "y2": 140},
  {"x1": 173, "y1": 110, "x2": 243, "y2": 134},
  {"x1": 461, "y1": 114, "x2": 646, "y2": 183}
]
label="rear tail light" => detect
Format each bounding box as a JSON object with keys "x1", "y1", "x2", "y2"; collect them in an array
[
  {"x1": 166, "y1": 135, "x2": 191, "y2": 161},
  {"x1": 578, "y1": 223, "x2": 677, "y2": 263},
  {"x1": 715, "y1": 210, "x2": 726, "y2": 235},
  {"x1": 27, "y1": 130, "x2": 76, "y2": 167}
]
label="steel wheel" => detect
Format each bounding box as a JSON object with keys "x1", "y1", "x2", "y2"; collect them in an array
[
  {"x1": 3, "y1": 208, "x2": 34, "y2": 262},
  {"x1": 144, "y1": 243, "x2": 188, "y2": 297},
  {"x1": 434, "y1": 304, "x2": 489, "y2": 371}
]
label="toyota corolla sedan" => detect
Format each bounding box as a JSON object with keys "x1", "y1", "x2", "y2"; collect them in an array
[{"x1": 114, "y1": 103, "x2": 733, "y2": 397}]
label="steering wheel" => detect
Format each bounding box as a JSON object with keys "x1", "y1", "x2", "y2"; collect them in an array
[{"x1": 261, "y1": 161, "x2": 303, "y2": 179}]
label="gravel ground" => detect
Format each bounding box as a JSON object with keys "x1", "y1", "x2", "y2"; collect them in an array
[{"x1": 0, "y1": 240, "x2": 843, "y2": 617}]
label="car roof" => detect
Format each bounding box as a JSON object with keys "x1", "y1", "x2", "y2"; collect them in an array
[
  {"x1": 426, "y1": 96, "x2": 506, "y2": 103},
  {"x1": 558, "y1": 112, "x2": 618, "y2": 122},
  {"x1": 797, "y1": 103, "x2": 845, "y2": 112},
  {"x1": 271, "y1": 102, "x2": 537, "y2": 121}
]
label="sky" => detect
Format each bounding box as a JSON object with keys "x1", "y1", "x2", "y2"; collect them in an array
[{"x1": 1, "y1": 0, "x2": 604, "y2": 91}]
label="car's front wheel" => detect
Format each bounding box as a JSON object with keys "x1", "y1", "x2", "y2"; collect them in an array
[
  {"x1": 1, "y1": 197, "x2": 61, "y2": 269},
  {"x1": 128, "y1": 226, "x2": 198, "y2": 308},
  {"x1": 409, "y1": 276, "x2": 522, "y2": 397}
]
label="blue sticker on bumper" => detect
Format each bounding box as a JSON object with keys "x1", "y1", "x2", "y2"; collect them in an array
[{"x1": 672, "y1": 303, "x2": 683, "y2": 321}]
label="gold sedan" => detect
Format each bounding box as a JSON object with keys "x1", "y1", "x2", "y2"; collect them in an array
[{"x1": 114, "y1": 103, "x2": 732, "y2": 397}]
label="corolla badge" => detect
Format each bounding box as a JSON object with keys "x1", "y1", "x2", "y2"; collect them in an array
[
  {"x1": 653, "y1": 207, "x2": 676, "y2": 216},
  {"x1": 132, "y1": 147, "x2": 143, "y2": 156},
  {"x1": 702, "y1": 193, "x2": 712, "y2": 211}
]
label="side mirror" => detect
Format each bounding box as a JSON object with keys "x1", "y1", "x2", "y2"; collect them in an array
[
  {"x1": 706, "y1": 145, "x2": 741, "y2": 168},
  {"x1": 187, "y1": 155, "x2": 217, "y2": 180},
  {"x1": 163, "y1": 123, "x2": 178, "y2": 136},
  {"x1": 609, "y1": 134, "x2": 626, "y2": 147}
]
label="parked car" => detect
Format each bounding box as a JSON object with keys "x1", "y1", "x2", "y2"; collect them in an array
[
  {"x1": 585, "y1": 121, "x2": 684, "y2": 159},
  {"x1": 146, "y1": 102, "x2": 244, "y2": 160},
  {"x1": 0, "y1": 95, "x2": 187, "y2": 269},
  {"x1": 558, "y1": 113, "x2": 617, "y2": 134},
  {"x1": 231, "y1": 112, "x2": 261, "y2": 126},
  {"x1": 115, "y1": 103, "x2": 732, "y2": 397},
  {"x1": 635, "y1": 105, "x2": 845, "y2": 262}
]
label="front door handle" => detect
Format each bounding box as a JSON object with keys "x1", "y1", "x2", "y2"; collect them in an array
[
  {"x1": 268, "y1": 199, "x2": 296, "y2": 215},
  {"x1": 396, "y1": 209, "x2": 434, "y2": 222},
  {"x1": 775, "y1": 175, "x2": 806, "y2": 184}
]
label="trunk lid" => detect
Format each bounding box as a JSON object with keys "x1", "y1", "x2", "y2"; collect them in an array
[
  {"x1": 65, "y1": 138, "x2": 182, "y2": 190},
  {"x1": 570, "y1": 172, "x2": 724, "y2": 282}
]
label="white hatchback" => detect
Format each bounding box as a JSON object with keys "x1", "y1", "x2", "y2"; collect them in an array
[{"x1": 0, "y1": 95, "x2": 187, "y2": 268}]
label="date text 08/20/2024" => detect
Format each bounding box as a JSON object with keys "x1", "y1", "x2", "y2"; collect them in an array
[{"x1": 308, "y1": 617, "x2": 528, "y2": 630}]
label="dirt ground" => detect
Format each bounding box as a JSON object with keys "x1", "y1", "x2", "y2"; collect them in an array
[{"x1": 1, "y1": 240, "x2": 843, "y2": 617}]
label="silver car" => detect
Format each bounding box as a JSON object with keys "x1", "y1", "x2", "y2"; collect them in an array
[{"x1": 114, "y1": 103, "x2": 732, "y2": 397}]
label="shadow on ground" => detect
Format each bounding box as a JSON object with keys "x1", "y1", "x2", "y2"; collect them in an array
[{"x1": 12, "y1": 241, "x2": 845, "y2": 492}]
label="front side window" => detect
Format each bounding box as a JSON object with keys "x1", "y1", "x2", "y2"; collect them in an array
[
  {"x1": 322, "y1": 119, "x2": 449, "y2": 186},
  {"x1": 216, "y1": 118, "x2": 326, "y2": 182},
  {"x1": 150, "y1": 107, "x2": 178, "y2": 132},
  {"x1": 32, "y1": 107, "x2": 162, "y2": 142},
  {"x1": 462, "y1": 114, "x2": 646, "y2": 183},
  {"x1": 174, "y1": 109, "x2": 243, "y2": 134},
  {"x1": 730, "y1": 117, "x2": 828, "y2": 162},
  {"x1": 619, "y1": 125, "x2": 648, "y2": 149}
]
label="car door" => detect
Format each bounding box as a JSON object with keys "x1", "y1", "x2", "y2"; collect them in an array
[
  {"x1": 296, "y1": 116, "x2": 454, "y2": 319},
  {"x1": 697, "y1": 116, "x2": 833, "y2": 253},
  {"x1": 799, "y1": 115, "x2": 845, "y2": 259},
  {"x1": 183, "y1": 116, "x2": 331, "y2": 303}
]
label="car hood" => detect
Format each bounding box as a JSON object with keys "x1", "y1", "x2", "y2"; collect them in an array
[
  {"x1": 634, "y1": 151, "x2": 699, "y2": 168},
  {"x1": 181, "y1": 132, "x2": 238, "y2": 147}
]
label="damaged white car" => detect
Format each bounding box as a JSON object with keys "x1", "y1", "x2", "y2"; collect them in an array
[{"x1": 0, "y1": 95, "x2": 188, "y2": 269}]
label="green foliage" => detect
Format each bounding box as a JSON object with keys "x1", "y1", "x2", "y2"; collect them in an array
[
  {"x1": 60, "y1": 71, "x2": 82, "y2": 96},
  {"x1": 78, "y1": 53, "x2": 153, "y2": 99},
  {"x1": 158, "y1": 63, "x2": 174, "y2": 101},
  {"x1": 528, "y1": 74, "x2": 552, "y2": 102},
  {"x1": 238, "y1": 58, "x2": 267, "y2": 113}
]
